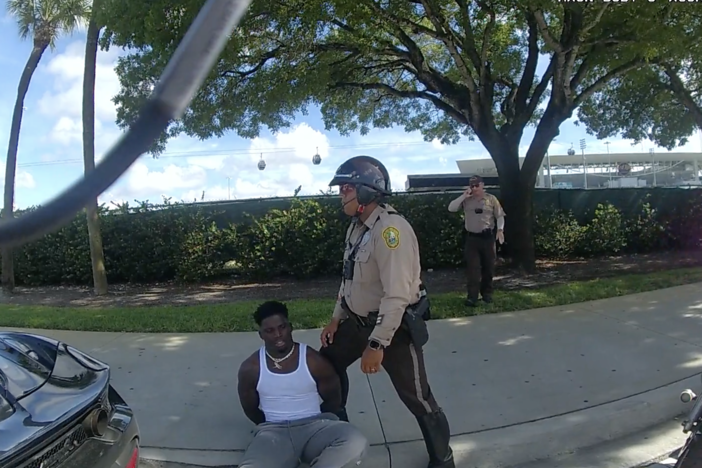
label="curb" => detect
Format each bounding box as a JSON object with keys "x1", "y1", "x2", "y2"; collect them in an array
[{"x1": 139, "y1": 375, "x2": 699, "y2": 468}]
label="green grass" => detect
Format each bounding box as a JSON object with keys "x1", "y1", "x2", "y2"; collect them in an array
[{"x1": 1, "y1": 267, "x2": 701, "y2": 333}]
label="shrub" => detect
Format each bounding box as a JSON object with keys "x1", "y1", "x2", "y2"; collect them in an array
[
  {"x1": 1, "y1": 190, "x2": 699, "y2": 286},
  {"x1": 624, "y1": 200, "x2": 669, "y2": 253},
  {"x1": 176, "y1": 222, "x2": 238, "y2": 282},
  {"x1": 5, "y1": 198, "x2": 232, "y2": 286},
  {"x1": 534, "y1": 208, "x2": 585, "y2": 259},
  {"x1": 233, "y1": 199, "x2": 346, "y2": 279},
  {"x1": 392, "y1": 194, "x2": 466, "y2": 268},
  {"x1": 578, "y1": 203, "x2": 628, "y2": 256}
]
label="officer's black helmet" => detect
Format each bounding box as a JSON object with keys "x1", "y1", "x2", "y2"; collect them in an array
[{"x1": 328, "y1": 156, "x2": 392, "y2": 205}]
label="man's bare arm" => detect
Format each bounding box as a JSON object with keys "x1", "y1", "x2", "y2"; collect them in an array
[
  {"x1": 307, "y1": 348, "x2": 342, "y2": 414},
  {"x1": 237, "y1": 355, "x2": 265, "y2": 425}
]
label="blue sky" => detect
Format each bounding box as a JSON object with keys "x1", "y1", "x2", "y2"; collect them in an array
[{"x1": 1, "y1": 14, "x2": 701, "y2": 210}]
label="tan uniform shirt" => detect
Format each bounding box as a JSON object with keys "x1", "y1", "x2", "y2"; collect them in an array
[
  {"x1": 332, "y1": 204, "x2": 422, "y2": 346},
  {"x1": 448, "y1": 193, "x2": 506, "y2": 233}
]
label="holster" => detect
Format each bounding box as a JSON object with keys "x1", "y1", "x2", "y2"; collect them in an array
[
  {"x1": 342, "y1": 296, "x2": 431, "y2": 348},
  {"x1": 402, "y1": 296, "x2": 430, "y2": 348}
]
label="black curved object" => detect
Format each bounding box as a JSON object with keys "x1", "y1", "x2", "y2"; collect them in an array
[{"x1": 0, "y1": 0, "x2": 252, "y2": 247}]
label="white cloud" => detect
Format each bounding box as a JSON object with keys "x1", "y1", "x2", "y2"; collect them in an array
[
  {"x1": 103, "y1": 161, "x2": 208, "y2": 202},
  {"x1": 247, "y1": 123, "x2": 330, "y2": 165},
  {"x1": 38, "y1": 41, "x2": 121, "y2": 124},
  {"x1": 0, "y1": 160, "x2": 34, "y2": 189},
  {"x1": 195, "y1": 123, "x2": 334, "y2": 199},
  {"x1": 16, "y1": 171, "x2": 35, "y2": 189},
  {"x1": 0, "y1": 160, "x2": 36, "y2": 211},
  {"x1": 186, "y1": 154, "x2": 226, "y2": 170},
  {"x1": 50, "y1": 116, "x2": 82, "y2": 145},
  {"x1": 179, "y1": 123, "x2": 333, "y2": 200},
  {"x1": 32, "y1": 39, "x2": 127, "y2": 174},
  {"x1": 431, "y1": 139, "x2": 444, "y2": 150},
  {"x1": 181, "y1": 184, "x2": 230, "y2": 202},
  {"x1": 229, "y1": 162, "x2": 327, "y2": 199}
]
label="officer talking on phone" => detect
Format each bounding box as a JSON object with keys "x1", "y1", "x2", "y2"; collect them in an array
[
  {"x1": 320, "y1": 155, "x2": 455, "y2": 468},
  {"x1": 448, "y1": 175, "x2": 506, "y2": 307}
]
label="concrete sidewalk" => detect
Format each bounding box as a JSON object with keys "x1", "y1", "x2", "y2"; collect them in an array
[{"x1": 5, "y1": 283, "x2": 702, "y2": 467}]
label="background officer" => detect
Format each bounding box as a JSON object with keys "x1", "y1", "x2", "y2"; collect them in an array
[
  {"x1": 320, "y1": 155, "x2": 455, "y2": 468},
  {"x1": 448, "y1": 175, "x2": 506, "y2": 307}
]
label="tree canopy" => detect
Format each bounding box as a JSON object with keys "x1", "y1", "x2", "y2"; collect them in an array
[
  {"x1": 100, "y1": 0, "x2": 681, "y2": 269},
  {"x1": 577, "y1": 6, "x2": 702, "y2": 151},
  {"x1": 102, "y1": 1, "x2": 665, "y2": 156}
]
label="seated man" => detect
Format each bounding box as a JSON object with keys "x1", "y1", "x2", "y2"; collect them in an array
[{"x1": 237, "y1": 300, "x2": 368, "y2": 468}]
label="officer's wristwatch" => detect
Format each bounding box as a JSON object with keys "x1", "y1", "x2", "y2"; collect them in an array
[{"x1": 368, "y1": 339, "x2": 385, "y2": 351}]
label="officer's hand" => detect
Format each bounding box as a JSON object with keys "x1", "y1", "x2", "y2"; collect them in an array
[
  {"x1": 463, "y1": 187, "x2": 472, "y2": 197},
  {"x1": 361, "y1": 347, "x2": 383, "y2": 374},
  {"x1": 496, "y1": 229, "x2": 505, "y2": 244},
  {"x1": 320, "y1": 319, "x2": 340, "y2": 347}
]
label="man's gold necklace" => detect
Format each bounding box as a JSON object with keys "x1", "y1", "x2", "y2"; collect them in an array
[{"x1": 266, "y1": 345, "x2": 295, "y2": 369}]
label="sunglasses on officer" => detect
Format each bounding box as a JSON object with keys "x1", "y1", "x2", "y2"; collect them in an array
[{"x1": 339, "y1": 184, "x2": 356, "y2": 194}]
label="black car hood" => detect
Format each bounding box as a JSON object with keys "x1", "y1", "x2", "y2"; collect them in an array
[{"x1": 0, "y1": 332, "x2": 110, "y2": 461}]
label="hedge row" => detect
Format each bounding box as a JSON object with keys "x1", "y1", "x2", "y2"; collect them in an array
[{"x1": 3, "y1": 192, "x2": 701, "y2": 286}]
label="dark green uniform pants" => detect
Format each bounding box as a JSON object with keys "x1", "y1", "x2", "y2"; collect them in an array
[
  {"x1": 319, "y1": 312, "x2": 438, "y2": 417},
  {"x1": 319, "y1": 311, "x2": 455, "y2": 468},
  {"x1": 464, "y1": 231, "x2": 496, "y2": 301}
]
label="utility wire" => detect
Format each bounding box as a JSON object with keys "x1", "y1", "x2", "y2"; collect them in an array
[{"x1": 15, "y1": 140, "x2": 451, "y2": 169}]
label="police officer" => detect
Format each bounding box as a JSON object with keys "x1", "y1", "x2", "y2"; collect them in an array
[
  {"x1": 320, "y1": 155, "x2": 454, "y2": 468},
  {"x1": 448, "y1": 175, "x2": 506, "y2": 307}
]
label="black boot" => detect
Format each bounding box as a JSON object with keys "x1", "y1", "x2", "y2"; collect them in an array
[{"x1": 416, "y1": 409, "x2": 455, "y2": 468}]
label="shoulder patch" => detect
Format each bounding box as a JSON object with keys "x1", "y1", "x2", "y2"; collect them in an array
[{"x1": 382, "y1": 226, "x2": 400, "y2": 249}]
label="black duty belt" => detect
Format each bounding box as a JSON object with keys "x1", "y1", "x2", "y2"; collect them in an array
[
  {"x1": 341, "y1": 298, "x2": 378, "y2": 328},
  {"x1": 340, "y1": 294, "x2": 431, "y2": 347},
  {"x1": 467, "y1": 229, "x2": 495, "y2": 239}
]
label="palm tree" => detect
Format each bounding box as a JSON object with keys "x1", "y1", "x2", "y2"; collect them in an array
[
  {"x1": 2, "y1": 0, "x2": 90, "y2": 293},
  {"x1": 82, "y1": 0, "x2": 108, "y2": 295}
]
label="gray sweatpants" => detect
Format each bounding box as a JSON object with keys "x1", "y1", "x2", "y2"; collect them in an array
[{"x1": 238, "y1": 413, "x2": 368, "y2": 468}]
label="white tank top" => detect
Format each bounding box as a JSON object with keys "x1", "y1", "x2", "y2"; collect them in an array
[{"x1": 256, "y1": 343, "x2": 321, "y2": 423}]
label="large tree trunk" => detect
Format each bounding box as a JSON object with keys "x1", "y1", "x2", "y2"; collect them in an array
[
  {"x1": 2, "y1": 42, "x2": 48, "y2": 294},
  {"x1": 488, "y1": 138, "x2": 537, "y2": 274},
  {"x1": 489, "y1": 110, "x2": 565, "y2": 273},
  {"x1": 83, "y1": 10, "x2": 108, "y2": 296},
  {"x1": 500, "y1": 177, "x2": 536, "y2": 273}
]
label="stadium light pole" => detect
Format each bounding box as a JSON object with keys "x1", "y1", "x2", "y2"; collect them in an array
[
  {"x1": 605, "y1": 141, "x2": 612, "y2": 185},
  {"x1": 580, "y1": 139, "x2": 587, "y2": 189}
]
